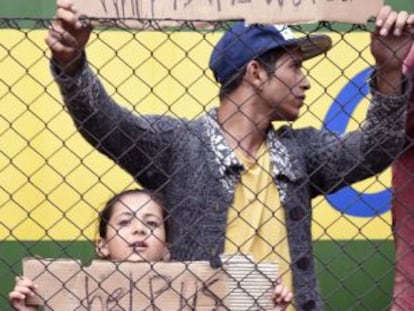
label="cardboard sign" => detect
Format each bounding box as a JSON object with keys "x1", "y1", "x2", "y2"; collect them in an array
[
  {"x1": 23, "y1": 255, "x2": 278, "y2": 310},
  {"x1": 72, "y1": 0, "x2": 384, "y2": 27}
]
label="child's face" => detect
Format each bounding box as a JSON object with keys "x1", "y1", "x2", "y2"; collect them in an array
[{"x1": 97, "y1": 192, "x2": 168, "y2": 262}]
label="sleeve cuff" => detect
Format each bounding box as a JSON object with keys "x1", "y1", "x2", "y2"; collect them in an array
[
  {"x1": 369, "y1": 70, "x2": 412, "y2": 111},
  {"x1": 50, "y1": 52, "x2": 88, "y2": 86}
]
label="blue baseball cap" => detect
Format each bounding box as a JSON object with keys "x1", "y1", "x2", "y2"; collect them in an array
[{"x1": 209, "y1": 22, "x2": 332, "y2": 84}]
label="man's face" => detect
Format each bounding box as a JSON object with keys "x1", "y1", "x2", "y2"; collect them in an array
[{"x1": 259, "y1": 50, "x2": 311, "y2": 121}]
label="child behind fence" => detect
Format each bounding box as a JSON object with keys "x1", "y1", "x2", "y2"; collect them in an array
[{"x1": 9, "y1": 189, "x2": 292, "y2": 311}]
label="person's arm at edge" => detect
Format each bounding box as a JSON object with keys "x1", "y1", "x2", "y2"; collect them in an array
[{"x1": 403, "y1": 44, "x2": 414, "y2": 137}]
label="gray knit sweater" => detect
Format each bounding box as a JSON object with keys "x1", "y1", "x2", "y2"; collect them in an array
[{"x1": 53, "y1": 60, "x2": 410, "y2": 311}]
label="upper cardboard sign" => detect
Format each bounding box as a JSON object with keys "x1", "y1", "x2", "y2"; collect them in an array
[
  {"x1": 23, "y1": 255, "x2": 278, "y2": 310},
  {"x1": 72, "y1": 0, "x2": 384, "y2": 27}
]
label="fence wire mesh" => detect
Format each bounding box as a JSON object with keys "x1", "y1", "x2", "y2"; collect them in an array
[{"x1": 0, "y1": 17, "x2": 410, "y2": 310}]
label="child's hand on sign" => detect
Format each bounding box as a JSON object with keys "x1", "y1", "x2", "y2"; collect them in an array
[
  {"x1": 272, "y1": 278, "x2": 293, "y2": 311},
  {"x1": 8, "y1": 277, "x2": 37, "y2": 311}
]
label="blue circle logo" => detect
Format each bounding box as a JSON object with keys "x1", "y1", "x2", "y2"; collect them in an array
[{"x1": 324, "y1": 67, "x2": 391, "y2": 217}]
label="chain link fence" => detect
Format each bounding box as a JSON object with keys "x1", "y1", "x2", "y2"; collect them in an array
[{"x1": 0, "y1": 17, "x2": 408, "y2": 310}]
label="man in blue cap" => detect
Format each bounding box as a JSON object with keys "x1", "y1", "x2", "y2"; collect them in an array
[{"x1": 46, "y1": 1, "x2": 413, "y2": 309}]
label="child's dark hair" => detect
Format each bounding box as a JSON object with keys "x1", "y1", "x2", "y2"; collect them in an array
[{"x1": 98, "y1": 189, "x2": 168, "y2": 240}]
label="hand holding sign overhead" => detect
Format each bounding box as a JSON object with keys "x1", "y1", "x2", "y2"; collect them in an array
[
  {"x1": 372, "y1": 7, "x2": 414, "y2": 67},
  {"x1": 370, "y1": 6, "x2": 414, "y2": 95},
  {"x1": 45, "y1": 0, "x2": 92, "y2": 75}
]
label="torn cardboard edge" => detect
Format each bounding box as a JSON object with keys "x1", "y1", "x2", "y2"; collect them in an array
[
  {"x1": 72, "y1": 0, "x2": 384, "y2": 29},
  {"x1": 23, "y1": 255, "x2": 278, "y2": 310}
]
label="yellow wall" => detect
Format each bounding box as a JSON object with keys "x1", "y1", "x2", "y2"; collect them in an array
[{"x1": 0, "y1": 29, "x2": 392, "y2": 241}]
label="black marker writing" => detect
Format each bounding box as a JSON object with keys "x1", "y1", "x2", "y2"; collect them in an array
[
  {"x1": 173, "y1": 0, "x2": 222, "y2": 11},
  {"x1": 149, "y1": 274, "x2": 172, "y2": 311},
  {"x1": 112, "y1": 0, "x2": 120, "y2": 17},
  {"x1": 293, "y1": 0, "x2": 302, "y2": 7},
  {"x1": 82, "y1": 275, "x2": 134, "y2": 311},
  {"x1": 179, "y1": 281, "x2": 198, "y2": 310},
  {"x1": 130, "y1": 0, "x2": 139, "y2": 17},
  {"x1": 100, "y1": 0, "x2": 108, "y2": 13},
  {"x1": 231, "y1": 0, "x2": 251, "y2": 4},
  {"x1": 201, "y1": 278, "x2": 222, "y2": 310},
  {"x1": 121, "y1": 0, "x2": 126, "y2": 18},
  {"x1": 211, "y1": 0, "x2": 222, "y2": 11}
]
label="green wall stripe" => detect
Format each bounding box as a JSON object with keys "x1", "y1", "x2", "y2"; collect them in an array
[
  {"x1": 0, "y1": 240, "x2": 395, "y2": 311},
  {"x1": 0, "y1": 0, "x2": 55, "y2": 18}
]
